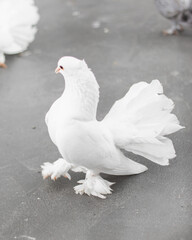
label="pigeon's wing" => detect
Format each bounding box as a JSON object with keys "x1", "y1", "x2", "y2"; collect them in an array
[
  {"x1": 0, "y1": 0, "x2": 39, "y2": 54},
  {"x1": 56, "y1": 120, "x2": 147, "y2": 175},
  {"x1": 155, "y1": 0, "x2": 191, "y2": 18},
  {"x1": 102, "y1": 80, "x2": 184, "y2": 166}
]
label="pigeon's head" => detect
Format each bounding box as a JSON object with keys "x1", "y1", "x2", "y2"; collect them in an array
[
  {"x1": 55, "y1": 56, "x2": 87, "y2": 76},
  {"x1": 179, "y1": 10, "x2": 192, "y2": 28}
]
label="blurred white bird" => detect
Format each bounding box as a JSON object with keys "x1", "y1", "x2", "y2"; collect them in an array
[
  {"x1": 155, "y1": 0, "x2": 192, "y2": 35},
  {"x1": 41, "y1": 56, "x2": 184, "y2": 199},
  {"x1": 0, "y1": 0, "x2": 39, "y2": 68}
]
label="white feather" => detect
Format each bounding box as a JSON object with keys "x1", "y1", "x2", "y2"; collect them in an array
[
  {"x1": 103, "y1": 80, "x2": 184, "y2": 165},
  {"x1": 0, "y1": 0, "x2": 39, "y2": 63}
]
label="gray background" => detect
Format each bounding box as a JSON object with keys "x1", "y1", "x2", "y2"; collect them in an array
[{"x1": 0, "y1": 0, "x2": 192, "y2": 239}]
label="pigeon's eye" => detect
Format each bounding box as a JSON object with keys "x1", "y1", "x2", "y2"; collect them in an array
[
  {"x1": 60, "y1": 66, "x2": 64, "y2": 70},
  {"x1": 182, "y1": 13, "x2": 188, "y2": 22}
]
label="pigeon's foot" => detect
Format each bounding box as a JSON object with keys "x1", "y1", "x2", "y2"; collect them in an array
[
  {"x1": 176, "y1": 24, "x2": 184, "y2": 32},
  {"x1": 0, "y1": 63, "x2": 7, "y2": 68},
  {"x1": 162, "y1": 28, "x2": 178, "y2": 36},
  {"x1": 74, "y1": 171, "x2": 115, "y2": 199},
  {"x1": 41, "y1": 158, "x2": 72, "y2": 181}
]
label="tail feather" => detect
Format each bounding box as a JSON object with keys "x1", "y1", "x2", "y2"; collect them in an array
[
  {"x1": 125, "y1": 137, "x2": 176, "y2": 166},
  {"x1": 102, "y1": 80, "x2": 184, "y2": 166}
]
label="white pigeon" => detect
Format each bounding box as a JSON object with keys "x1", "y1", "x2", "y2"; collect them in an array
[
  {"x1": 41, "y1": 56, "x2": 184, "y2": 199},
  {"x1": 0, "y1": 0, "x2": 39, "y2": 68},
  {"x1": 154, "y1": 0, "x2": 192, "y2": 35}
]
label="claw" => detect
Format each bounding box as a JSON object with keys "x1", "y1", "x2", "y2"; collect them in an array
[
  {"x1": 41, "y1": 159, "x2": 72, "y2": 181},
  {"x1": 0, "y1": 63, "x2": 7, "y2": 68},
  {"x1": 74, "y1": 173, "x2": 115, "y2": 199},
  {"x1": 162, "y1": 29, "x2": 178, "y2": 36},
  {"x1": 173, "y1": 30, "x2": 178, "y2": 35},
  {"x1": 64, "y1": 173, "x2": 71, "y2": 180}
]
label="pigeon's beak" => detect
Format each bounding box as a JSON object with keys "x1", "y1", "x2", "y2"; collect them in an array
[{"x1": 55, "y1": 66, "x2": 61, "y2": 74}]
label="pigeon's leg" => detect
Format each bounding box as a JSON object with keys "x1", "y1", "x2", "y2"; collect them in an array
[
  {"x1": 41, "y1": 158, "x2": 72, "y2": 181},
  {"x1": 0, "y1": 53, "x2": 7, "y2": 68},
  {"x1": 176, "y1": 24, "x2": 184, "y2": 32},
  {"x1": 74, "y1": 170, "x2": 115, "y2": 199},
  {"x1": 163, "y1": 19, "x2": 179, "y2": 35},
  {"x1": 71, "y1": 165, "x2": 88, "y2": 173}
]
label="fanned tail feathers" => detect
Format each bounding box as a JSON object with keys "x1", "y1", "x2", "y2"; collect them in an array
[{"x1": 102, "y1": 80, "x2": 184, "y2": 166}]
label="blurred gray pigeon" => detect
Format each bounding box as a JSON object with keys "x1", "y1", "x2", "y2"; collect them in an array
[
  {"x1": 155, "y1": 0, "x2": 192, "y2": 35},
  {"x1": 0, "y1": 0, "x2": 39, "y2": 68}
]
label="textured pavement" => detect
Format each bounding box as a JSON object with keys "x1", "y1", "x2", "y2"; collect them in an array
[{"x1": 0, "y1": 0, "x2": 192, "y2": 239}]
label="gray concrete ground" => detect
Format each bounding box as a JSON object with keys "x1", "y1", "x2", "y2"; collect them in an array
[{"x1": 0, "y1": 0, "x2": 192, "y2": 239}]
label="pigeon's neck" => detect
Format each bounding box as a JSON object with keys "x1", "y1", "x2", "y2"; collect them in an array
[{"x1": 61, "y1": 69, "x2": 99, "y2": 121}]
